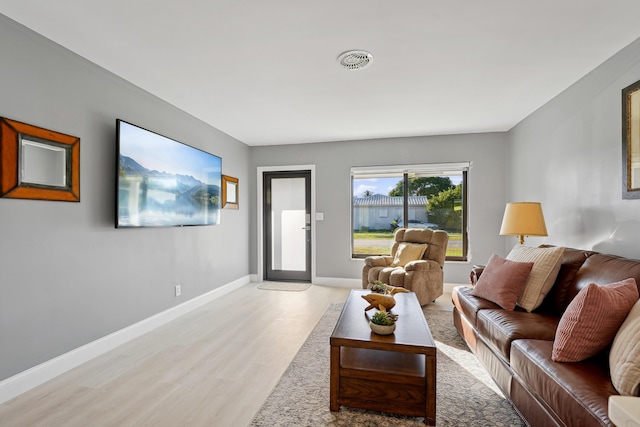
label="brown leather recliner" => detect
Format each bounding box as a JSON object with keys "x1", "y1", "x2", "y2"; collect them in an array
[{"x1": 362, "y1": 228, "x2": 449, "y2": 305}]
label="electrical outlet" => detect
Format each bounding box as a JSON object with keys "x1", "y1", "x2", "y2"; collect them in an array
[{"x1": 175, "y1": 284, "x2": 181, "y2": 297}]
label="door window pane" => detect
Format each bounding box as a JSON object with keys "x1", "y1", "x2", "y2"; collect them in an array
[{"x1": 271, "y1": 177, "x2": 306, "y2": 271}]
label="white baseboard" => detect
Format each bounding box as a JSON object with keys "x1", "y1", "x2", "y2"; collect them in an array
[
  {"x1": 314, "y1": 277, "x2": 361, "y2": 288},
  {"x1": 313, "y1": 278, "x2": 465, "y2": 292},
  {"x1": 251, "y1": 274, "x2": 360, "y2": 289},
  {"x1": 0, "y1": 275, "x2": 252, "y2": 405}
]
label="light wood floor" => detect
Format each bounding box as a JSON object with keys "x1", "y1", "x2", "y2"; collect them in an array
[{"x1": 0, "y1": 283, "x2": 454, "y2": 427}]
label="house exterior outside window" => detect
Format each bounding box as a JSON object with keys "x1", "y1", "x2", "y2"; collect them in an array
[{"x1": 353, "y1": 195, "x2": 429, "y2": 231}]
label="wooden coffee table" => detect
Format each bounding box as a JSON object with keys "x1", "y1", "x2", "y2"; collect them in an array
[{"x1": 330, "y1": 289, "x2": 437, "y2": 425}]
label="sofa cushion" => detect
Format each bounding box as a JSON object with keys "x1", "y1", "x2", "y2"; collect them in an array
[
  {"x1": 369, "y1": 266, "x2": 407, "y2": 288},
  {"x1": 536, "y1": 246, "x2": 597, "y2": 316},
  {"x1": 452, "y1": 286, "x2": 501, "y2": 327},
  {"x1": 506, "y1": 245, "x2": 565, "y2": 312},
  {"x1": 552, "y1": 278, "x2": 639, "y2": 362},
  {"x1": 566, "y1": 254, "x2": 640, "y2": 312},
  {"x1": 511, "y1": 339, "x2": 617, "y2": 427},
  {"x1": 401, "y1": 228, "x2": 433, "y2": 244},
  {"x1": 476, "y1": 309, "x2": 558, "y2": 362},
  {"x1": 471, "y1": 254, "x2": 533, "y2": 310},
  {"x1": 610, "y1": 299, "x2": 640, "y2": 396}
]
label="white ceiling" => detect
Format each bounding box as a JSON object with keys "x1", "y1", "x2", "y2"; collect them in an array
[{"x1": 2, "y1": 1, "x2": 640, "y2": 146}]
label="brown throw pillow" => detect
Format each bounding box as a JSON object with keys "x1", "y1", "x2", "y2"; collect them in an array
[
  {"x1": 552, "y1": 278, "x2": 639, "y2": 362},
  {"x1": 471, "y1": 254, "x2": 534, "y2": 310}
]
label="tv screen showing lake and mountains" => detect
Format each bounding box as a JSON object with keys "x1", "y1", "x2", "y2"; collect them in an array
[{"x1": 116, "y1": 120, "x2": 222, "y2": 228}]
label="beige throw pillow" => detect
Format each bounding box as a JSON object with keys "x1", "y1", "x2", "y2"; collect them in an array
[
  {"x1": 506, "y1": 245, "x2": 565, "y2": 312},
  {"x1": 610, "y1": 298, "x2": 640, "y2": 396},
  {"x1": 391, "y1": 243, "x2": 427, "y2": 267}
]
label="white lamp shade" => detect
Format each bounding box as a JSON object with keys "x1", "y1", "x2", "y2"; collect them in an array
[{"x1": 500, "y1": 202, "x2": 548, "y2": 240}]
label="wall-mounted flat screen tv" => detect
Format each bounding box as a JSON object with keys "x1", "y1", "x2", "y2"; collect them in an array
[{"x1": 116, "y1": 120, "x2": 221, "y2": 228}]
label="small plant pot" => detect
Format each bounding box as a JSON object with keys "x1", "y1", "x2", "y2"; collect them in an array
[
  {"x1": 369, "y1": 321, "x2": 396, "y2": 335},
  {"x1": 369, "y1": 281, "x2": 387, "y2": 294}
]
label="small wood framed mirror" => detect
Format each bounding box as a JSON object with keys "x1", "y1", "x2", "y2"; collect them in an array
[
  {"x1": 222, "y1": 175, "x2": 239, "y2": 209},
  {"x1": 0, "y1": 118, "x2": 80, "y2": 202}
]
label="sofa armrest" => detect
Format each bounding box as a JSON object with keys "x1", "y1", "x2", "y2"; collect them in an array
[
  {"x1": 364, "y1": 256, "x2": 392, "y2": 267},
  {"x1": 470, "y1": 265, "x2": 485, "y2": 285},
  {"x1": 404, "y1": 259, "x2": 441, "y2": 271}
]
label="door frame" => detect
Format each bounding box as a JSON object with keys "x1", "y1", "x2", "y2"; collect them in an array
[{"x1": 257, "y1": 165, "x2": 316, "y2": 283}]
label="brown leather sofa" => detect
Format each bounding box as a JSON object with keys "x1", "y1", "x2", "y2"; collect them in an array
[{"x1": 452, "y1": 247, "x2": 640, "y2": 426}]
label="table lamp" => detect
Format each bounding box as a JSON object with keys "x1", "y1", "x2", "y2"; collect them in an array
[{"x1": 499, "y1": 202, "x2": 548, "y2": 244}]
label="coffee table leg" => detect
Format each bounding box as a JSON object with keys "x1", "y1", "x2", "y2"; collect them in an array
[
  {"x1": 330, "y1": 345, "x2": 340, "y2": 411},
  {"x1": 425, "y1": 353, "x2": 436, "y2": 425}
]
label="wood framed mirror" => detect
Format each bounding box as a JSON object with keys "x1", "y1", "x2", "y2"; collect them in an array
[
  {"x1": 623, "y1": 79, "x2": 640, "y2": 199},
  {"x1": 222, "y1": 175, "x2": 239, "y2": 209},
  {"x1": 0, "y1": 118, "x2": 80, "y2": 202}
]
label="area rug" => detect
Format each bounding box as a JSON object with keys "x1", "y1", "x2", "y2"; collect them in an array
[
  {"x1": 257, "y1": 282, "x2": 312, "y2": 291},
  {"x1": 250, "y1": 304, "x2": 524, "y2": 427}
]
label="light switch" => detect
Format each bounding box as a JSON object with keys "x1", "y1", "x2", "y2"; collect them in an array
[{"x1": 316, "y1": 212, "x2": 324, "y2": 221}]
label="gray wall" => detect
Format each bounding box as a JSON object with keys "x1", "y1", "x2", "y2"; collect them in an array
[
  {"x1": 0, "y1": 16, "x2": 250, "y2": 381},
  {"x1": 507, "y1": 37, "x2": 640, "y2": 257},
  {"x1": 250, "y1": 133, "x2": 508, "y2": 284}
]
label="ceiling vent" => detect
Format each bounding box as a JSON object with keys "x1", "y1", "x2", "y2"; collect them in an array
[{"x1": 337, "y1": 50, "x2": 373, "y2": 70}]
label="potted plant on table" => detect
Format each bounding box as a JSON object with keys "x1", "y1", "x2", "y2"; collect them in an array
[
  {"x1": 370, "y1": 280, "x2": 387, "y2": 294},
  {"x1": 369, "y1": 308, "x2": 399, "y2": 335}
]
